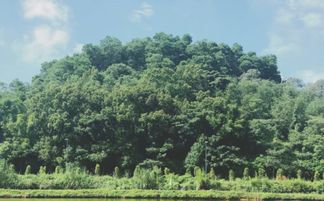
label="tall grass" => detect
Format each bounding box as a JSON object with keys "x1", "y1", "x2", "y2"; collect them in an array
[{"x1": 1, "y1": 162, "x2": 323, "y2": 194}]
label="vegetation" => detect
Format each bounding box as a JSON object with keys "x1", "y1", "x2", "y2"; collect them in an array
[
  {"x1": 0, "y1": 33, "x2": 323, "y2": 180},
  {"x1": 0, "y1": 164, "x2": 323, "y2": 195},
  {"x1": 1, "y1": 189, "x2": 324, "y2": 200}
]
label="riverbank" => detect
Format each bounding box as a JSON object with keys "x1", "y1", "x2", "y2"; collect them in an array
[{"x1": 0, "y1": 189, "x2": 323, "y2": 200}]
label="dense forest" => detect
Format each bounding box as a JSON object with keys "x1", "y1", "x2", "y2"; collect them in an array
[{"x1": 0, "y1": 33, "x2": 323, "y2": 179}]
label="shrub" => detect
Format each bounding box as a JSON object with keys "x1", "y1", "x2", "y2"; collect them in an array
[
  {"x1": 164, "y1": 167, "x2": 170, "y2": 175},
  {"x1": 288, "y1": 180, "x2": 316, "y2": 193},
  {"x1": 243, "y1": 167, "x2": 250, "y2": 180},
  {"x1": 276, "y1": 168, "x2": 284, "y2": 180},
  {"x1": 55, "y1": 166, "x2": 62, "y2": 174},
  {"x1": 194, "y1": 167, "x2": 210, "y2": 190},
  {"x1": 131, "y1": 166, "x2": 163, "y2": 189},
  {"x1": 314, "y1": 171, "x2": 321, "y2": 181},
  {"x1": 229, "y1": 169, "x2": 235, "y2": 181},
  {"x1": 25, "y1": 165, "x2": 31, "y2": 175},
  {"x1": 250, "y1": 178, "x2": 272, "y2": 192},
  {"x1": 39, "y1": 166, "x2": 46, "y2": 175},
  {"x1": 164, "y1": 172, "x2": 182, "y2": 190},
  {"x1": 258, "y1": 167, "x2": 266, "y2": 178},
  {"x1": 316, "y1": 181, "x2": 324, "y2": 194},
  {"x1": 209, "y1": 168, "x2": 216, "y2": 179},
  {"x1": 113, "y1": 166, "x2": 121, "y2": 178},
  {"x1": 95, "y1": 164, "x2": 100, "y2": 175},
  {"x1": 297, "y1": 169, "x2": 302, "y2": 179},
  {"x1": 0, "y1": 160, "x2": 18, "y2": 188},
  {"x1": 60, "y1": 165, "x2": 93, "y2": 189},
  {"x1": 16, "y1": 174, "x2": 39, "y2": 189},
  {"x1": 194, "y1": 166, "x2": 200, "y2": 177}
]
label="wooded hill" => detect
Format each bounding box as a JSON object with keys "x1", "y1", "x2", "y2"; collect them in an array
[{"x1": 0, "y1": 33, "x2": 323, "y2": 178}]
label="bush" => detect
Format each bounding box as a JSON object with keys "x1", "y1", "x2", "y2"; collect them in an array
[
  {"x1": 164, "y1": 167, "x2": 170, "y2": 175},
  {"x1": 113, "y1": 166, "x2": 121, "y2": 178},
  {"x1": 60, "y1": 166, "x2": 93, "y2": 189},
  {"x1": 314, "y1": 171, "x2": 321, "y2": 181},
  {"x1": 25, "y1": 165, "x2": 31, "y2": 175},
  {"x1": 132, "y1": 166, "x2": 162, "y2": 189},
  {"x1": 229, "y1": 169, "x2": 235, "y2": 181},
  {"x1": 55, "y1": 166, "x2": 62, "y2": 174},
  {"x1": 297, "y1": 169, "x2": 302, "y2": 179},
  {"x1": 316, "y1": 181, "x2": 324, "y2": 194},
  {"x1": 194, "y1": 167, "x2": 210, "y2": 190},
  {"x1": 0, "y1": 160, "x2": 18, "y2": 188},
  {"x1": 258, "y1": 167, "x2": 266, "y2": 178},
  {"x1": 0, "y1": 161, "x2": 322, "y2": 193},
  {"x1": 164, "y1": 172, "x2": 181, "y2": 190},
  {"x1": 243, "y1": 167, "x2": 250, "y2": 180},
  {"x1": 95, "y1": 164, "x2": 101, "y2": 175},
  {"x1": 250, "y1": 178, "x2": 272, "y2": 192},
  {"x1": 276, "y1": 168, "x2": 284, "y2": 180},
  {"x1": 208, "y1": 168, "x2": 216, "y2": 179},
  {"x1": 39, "y1": 166, "x2": 46, "y2": 175}
]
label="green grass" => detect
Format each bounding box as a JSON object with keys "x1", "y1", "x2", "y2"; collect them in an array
[
  {"x1": 0, "y1": 189, "x2": 323, "y2": 200},
  {"x1": 1, "y1": 165, "x2": 324, "y2": 200}
]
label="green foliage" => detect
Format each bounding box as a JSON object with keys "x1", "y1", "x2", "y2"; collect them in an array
[
  {"x1": 258, "y1": 168, "x2": 266, "y2": 178},
  {"x1": 1, "y1": 189, "x2": 324, "y2": 200},
  {"x1": 229, "y1": 169, "x2": 235, "y2": 181},
  {"x1": 0, "y1": 160, "x2": 17, "y2": 188},
  {"x1": 193, "y1": 167, "x2": 210, "y2": 190},
  {"x1": 60, "y1": 166, "x2": 92, "y2": 189},
  {"x1": 39, "y1": 166, "x2": 46, "y2": 175},
  {"x1": 193, "y1": 166, "x2": 201, "y2": 177},
  {"x1": 243, "y1": 167, "x2": 250, "y2": 180},
  {"x1": 25, "y1": 165, "x2": 31, "y2": 175},
  {"x1": 276, "y1": 168, "x2": 284, "y2": 180},
  {"x1": 113, "y1": 166, "x2": 121, "y2": 178},
  {"x1": 0, "y1": 33, "x2": 322, "y2": 179},
  {"x1": 95, "y1": 164, "x2": 100, "y2": 176},
  {"x1": 55, "y1": 166, "x2": 62, "y2": 174},
  {"x1": 297, "y1": 169, "x2": 302, "y2": 179},
  {"x1": 209, "y1": 168, "x2": 216, "y2": 179},
  {"x1": 131, "y1": 166, "x2": 163, "y2": 189},
  {"x1": 164, "y1": 167, "x2": 170, "y2": 175},
  {"x1": 314, "y1": 171, "x2": 321, "y2": 181},
  {"x1": 0, "y1": 162, "x2": 324, "y2": 195}
]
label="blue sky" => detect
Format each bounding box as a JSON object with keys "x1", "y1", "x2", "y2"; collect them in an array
[{"x1": 0, "y1": 0, "x2": 324, "y2": 83}]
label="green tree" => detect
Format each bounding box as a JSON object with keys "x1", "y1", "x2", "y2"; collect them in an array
[
  {"x1": 95, "y1": 164, "x2": 101, "y2": 175},
  {"x1": 113, "y1": 166, "x2": 121, "y2": 178},
  {"x1": 229, "y1": 169, "x2": 235, "y2": 180},
  {"x1": 24, "y1": 165, "x2": 31, "y2": 175},
  {"x1": 243, "y1": 167, "x2": 250, "y2": 180}
]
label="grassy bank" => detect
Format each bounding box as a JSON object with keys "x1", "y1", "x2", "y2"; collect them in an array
[
  {"x1": 1, "y1": 164, "x2": 324, "y2": 200},
  {"x1": 7, "y1": 174, "x2": 324, "y2": 194},
  {"x1": 0, "y1": 189, "x2": 324, "y2": 200}
]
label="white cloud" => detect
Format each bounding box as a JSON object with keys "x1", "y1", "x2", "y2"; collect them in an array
[
  {"x1": 23, "y1": 0, "x2": 68, "y2": 24},
  {"x1": 19, "y1": 0, "x2": 70, "y2": 63},
  {"x1": 72, "y1": 43, "x2": 84, "y2": 54},
  {"x1": 264, "y1": 34, "x2": 300, "y2": 57},
  {"x1": 21, "y1": 25, "x2": 69, "y2": 61},
  {"x1": 301, "y1": 13, "x2": 322, "y2": 28},
  {"x1": 299, "y1": 70, "x2": 324, "y2": 83},
  {"x1": 263, "y1": 0, "x2": 324, "y2": 82},
  {"x1": 131, "y1": 2, "x2": 154, "y2": 23},
  {"x1": 265, "y1": 0, "x2": 324, "y2": 56},
  {"x1": 290, "y1": 0, "x2": 324, "y2": 9},
  {"x1": 274, "y1": 9, "x2": 294, "y2": 24}
]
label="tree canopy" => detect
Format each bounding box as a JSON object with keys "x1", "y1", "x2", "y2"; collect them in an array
[{"x1": 0, "y1": 33, "x2": 322, "y2": 178}]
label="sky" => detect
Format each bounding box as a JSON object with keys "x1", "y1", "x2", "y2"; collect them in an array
[{"x1": 0, "y1": 0, "x2": 324, "y2": 83}]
